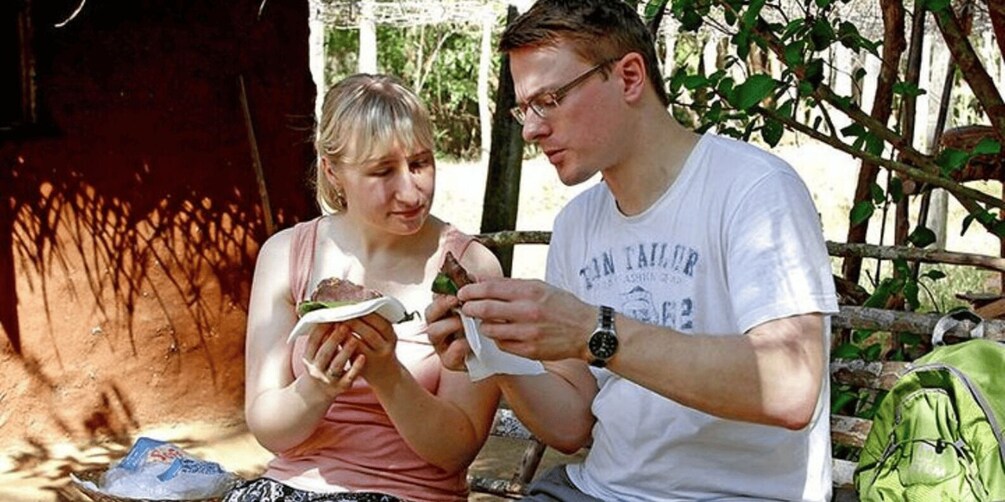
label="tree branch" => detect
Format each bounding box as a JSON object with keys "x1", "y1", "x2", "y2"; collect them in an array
[
  {"x1": 930, "y1": 2, "x2": 1005, "y2": 138},
  {"x1": 755, "y1": 104, "x2": 1005, "y2": 211}
]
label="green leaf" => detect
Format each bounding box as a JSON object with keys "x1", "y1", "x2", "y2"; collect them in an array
[
  {"x1": 904, "y1": 281, "x2": 920, "y2": 310},
  {"x1": 815, "y1": 0, "x2": 832, "y2": 7},
  {"x1": 669, "y1": 69, "x2": 688, "y2": 93},
  {"x1": 973, "y1": 138, "x2": 1002, "y2": 156},
  {"x1": 782, "y1": 18, "x2": 807, "y2": 41},
  {"x1": 431, "y1": 273, "x2": 459, "y2": 295},
  {"x1": 837, "y1": 22, "x2": 862, "y2": 50},
  {"x1": 840, "y1": 123, "x2": 866, "y2": 138},
  {"x1": 869, "y1": 182, "x2": 885, "y2": 204},
  {"x1": 777, "y1": 99, "x2": 795, "y2": 119},
  {"x1": 864, "y1": 278, "x2": 895, "y2": 308},
  {"x1": 784, "y1": 41, "x2": 806, "y2": 67},
  {"x1": 831, "y1": 387, "x2": 859, "y2": 414},
  {"x1": 907, "y1": 225, "x2": 937, "y2": 248},
  {"x1": 863, "y1": 343, "x2": 883, "y2": 361},
  {"x1": 850, "y1": 199, "x2": 875, "y2": 226},
  {"x1": 962, "y1": 212, "x2": 978, "y2": 235},
  {"x1": 809, "y1": 18, "x2": 836, "y2": 51},
  {"x1": 296, "y1": 299, "x2": 356, "y2": 317},
  {"x1": 762, "y1": 118, "x2": 783, "y2": 147},
  {"x1": 716, "y1": 76, "x2": 735, "y2": 96},
  {"x1": 683, "y1": 74, "x2": 708, "y2": 90},
  {"x1": 936, "y1": 148, "x2": 970, "y2": 175},
  {"x1": 864, "y1": 133, "x2": 885, "y2": 156},
  {"x1": 643, "y1": 0, "x2": 669, "y2": 22},
  {"x1": 731, "y1": 74, "x2": 776, "y2": 111},
  {"x1": 923, "y1": 269, "x2": 946, "y2": 280},
  {"x1": 680, "y1": 9, "x2": 703, "y2": 31},
  {"x1": 924, "y1": 0, "x2": 951, "y2": 12},
  {"x1": 993, "y1": 219, "x2": 1005, "y2": 238},
  {"x1": 832, "y1": 343, "x2": 862, "y2": 359},
  {"x1": 852, "y1": 329, "x2": 874, "y2": 344},
  {"x1": 898, "y1": 332, "x2": 922, "y2": 347},
  {"x1": 892, "y1": 81, "x2": 925, "y2": 98},
  {"x1": 803, "y1": 59, "x2": 825, "y2": 88}
]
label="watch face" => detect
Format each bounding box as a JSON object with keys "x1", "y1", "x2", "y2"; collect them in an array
[{"x1": 589, "y1": 330, "x2": 618, "y2": 360}]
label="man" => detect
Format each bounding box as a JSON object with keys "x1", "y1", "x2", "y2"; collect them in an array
[{"x1": 426, "y1": 1, "x2": 839, "y2": 500}]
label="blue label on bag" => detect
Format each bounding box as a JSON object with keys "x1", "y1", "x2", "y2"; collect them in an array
[
  {"x1": 156, "y1": 457, "x2": 227, "y2": 482},
  {"x1": 118, "y1": 437, "x2": 170, "y2": 472}
]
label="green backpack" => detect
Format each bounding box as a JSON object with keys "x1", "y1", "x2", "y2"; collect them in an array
[{"x1": 854, "y1": 315, "x2": 1005, "y2": 501}]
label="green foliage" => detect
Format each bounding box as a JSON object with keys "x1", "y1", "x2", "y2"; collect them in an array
[{"x1": 324, "y1": 21, "x2": 498, "y2": 160}]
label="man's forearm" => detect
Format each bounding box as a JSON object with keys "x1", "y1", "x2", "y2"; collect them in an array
[
  {"x1": 498, "y1": 362, "x2": 597, "y2": 453},
  {"x1": 611, "y1": 314, "x2": 826, "y2": 429}
]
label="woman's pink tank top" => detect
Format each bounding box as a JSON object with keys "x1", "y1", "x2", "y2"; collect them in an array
[{"x1": 262, "y1": 216, "x2": 474, "y2": 502}]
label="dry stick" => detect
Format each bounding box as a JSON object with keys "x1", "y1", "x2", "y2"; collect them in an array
[
  {"x1": 238, "y1": 75, "x2": 275, "y2": 237},
  {"x1": 475, "y1": 231, "x2": 1005, "y2": 273},
  {"x1": 836, "y1": 305, "x2": 1005, "y2": 341}
]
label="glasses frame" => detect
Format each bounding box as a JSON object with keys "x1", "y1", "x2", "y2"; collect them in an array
[{"x1": 510, "y1": 58, "x2": 619, "y2": 125}]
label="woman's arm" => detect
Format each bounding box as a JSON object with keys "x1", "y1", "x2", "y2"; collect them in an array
[
  {"x1": 243, "y1": 232, "x2": 362, "y2": 453},
  {"x1": 356, "y1": 241, "x2": 505, "y2": 472}
]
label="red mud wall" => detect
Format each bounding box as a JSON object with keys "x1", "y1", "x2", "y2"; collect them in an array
[{"x1": 0, "y1": 0, "x2": 315, "y2": 448}]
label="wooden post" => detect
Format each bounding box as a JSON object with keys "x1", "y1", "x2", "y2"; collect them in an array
[
  {"x1": 358, "y1": 0, "x2": 377, "y2": 74},
  {"x1": 238, "y1": 75, "x2": 276, "y2": 237},
  {"x1": 477, "y1": 9, "x2": 493, "y2": 162},
  {"x1": 480, "y1": 6, "x2": 524, "y2": 276}
]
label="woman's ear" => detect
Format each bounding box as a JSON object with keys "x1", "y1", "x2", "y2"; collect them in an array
[
  {"x1": 321, "y1": 157, "x2": 341, "y2": 185},
  {"x1": 617, "y1": 53, "x2": 647, "y2": 104}
]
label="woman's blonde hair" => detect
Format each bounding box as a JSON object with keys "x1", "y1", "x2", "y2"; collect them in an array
[{"x1": 313, "y1": 74, "x2": 436, "y2": 214}]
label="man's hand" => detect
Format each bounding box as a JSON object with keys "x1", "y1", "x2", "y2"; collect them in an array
[
  {"x1": 425, "y1": 294, "x2": 470, "y2": 371},
  {"x1": 458, "y1": 278, "x2": 596, "y2": 362}
]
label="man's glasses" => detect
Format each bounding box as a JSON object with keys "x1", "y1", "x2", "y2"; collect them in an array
[{"x1": 510, "y1": 58, "x2": 619, "y2": 125}]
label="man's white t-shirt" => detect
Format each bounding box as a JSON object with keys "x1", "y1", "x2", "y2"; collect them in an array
[{"x1": 547, "y1": 134, "x2": 839, "y2": 501}]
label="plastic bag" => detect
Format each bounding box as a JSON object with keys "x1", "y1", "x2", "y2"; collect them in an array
[{"x1": 74, "y1": 437, "x2": 239, "y2": 500}]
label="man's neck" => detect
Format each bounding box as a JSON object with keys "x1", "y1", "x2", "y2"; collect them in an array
[{"x1": 603, "y1": 112, "x2": 701, "y2": 216}]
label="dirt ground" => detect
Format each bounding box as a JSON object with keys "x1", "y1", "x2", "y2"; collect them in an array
[
  {"x1": 0, "y1": 418, "x2": 585, "y2": 501},
  {"x1": 2, "y1": 140, "x2": 999, "y2": 501}
]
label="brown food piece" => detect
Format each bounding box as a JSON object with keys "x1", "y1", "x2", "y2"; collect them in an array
[
  {"x1": 311, "y1": 277, "x2": 382, "y2": 303},
  {"x1": 441, "y1": 251, "x2": 475, "y2": 289}
]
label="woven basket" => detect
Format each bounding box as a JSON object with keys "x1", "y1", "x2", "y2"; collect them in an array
[{"x1": 71, "y1": 468, "x2": 235, "y2": 502}]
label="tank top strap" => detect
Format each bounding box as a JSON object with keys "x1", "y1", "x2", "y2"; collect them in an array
[{"x1": 288, "y1": 216, "x2": 324, "y2": 304}]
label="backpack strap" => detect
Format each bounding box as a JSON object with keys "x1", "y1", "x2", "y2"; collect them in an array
[
  {"x1": 932, "y1": 309, "x2": 985, "y2": 346},
  {"x1": 288, "y1": 217, "x2": 323, "y2": 305}
]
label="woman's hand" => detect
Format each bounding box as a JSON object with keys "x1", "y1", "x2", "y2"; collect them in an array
[
  {"x1": 301, "y1": 323, "x2": 365, "y2": 399},
  {"x1": 424, "y1": 294, "x2": 469, "y2": 371},
  {"x1": 344, "y1": 313, "x2": 401, "y2": 382}
]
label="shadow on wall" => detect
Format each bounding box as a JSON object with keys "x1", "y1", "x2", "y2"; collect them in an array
[{"x1": 1, "y1": 151, "x2": 271, "y2": 370}]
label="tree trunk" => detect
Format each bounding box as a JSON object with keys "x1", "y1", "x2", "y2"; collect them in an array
[
  {"x1": 478, "y1": 11, "x2": 493, "y2": 162},
  {"x1": 842, "y1": 0, "x2": 905, "y2": 284},
  {"x1": 480, "y1": 7, "x2": 524, "y2": 275},
  {"x1": 358, "y1": 0, "x2": 377, "y2": 73},
  {"x1": 991, "y1": 0, "x2": 1005, "y2": 60}
]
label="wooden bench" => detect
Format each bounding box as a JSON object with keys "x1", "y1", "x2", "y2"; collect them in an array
[{"x1": 466, "y1": 307, "x2": 1002, "y2": 501}]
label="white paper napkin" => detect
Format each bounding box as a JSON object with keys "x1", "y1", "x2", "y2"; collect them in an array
[
  {"x1": 461, "y1": 314, "x2": 546, "y2": 381},
  {"x1": 287, "y1": 296, "x2": 411, "y2": 344}
]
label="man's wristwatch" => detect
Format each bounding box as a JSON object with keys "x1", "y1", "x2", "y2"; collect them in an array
[{"x1": 587, "y1": 305, "x2": 618, "y2": 368}]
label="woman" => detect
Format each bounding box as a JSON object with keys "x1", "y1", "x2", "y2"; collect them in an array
[{"x1": 225, "y1": 74, "x2": 502, "y2": 502}]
